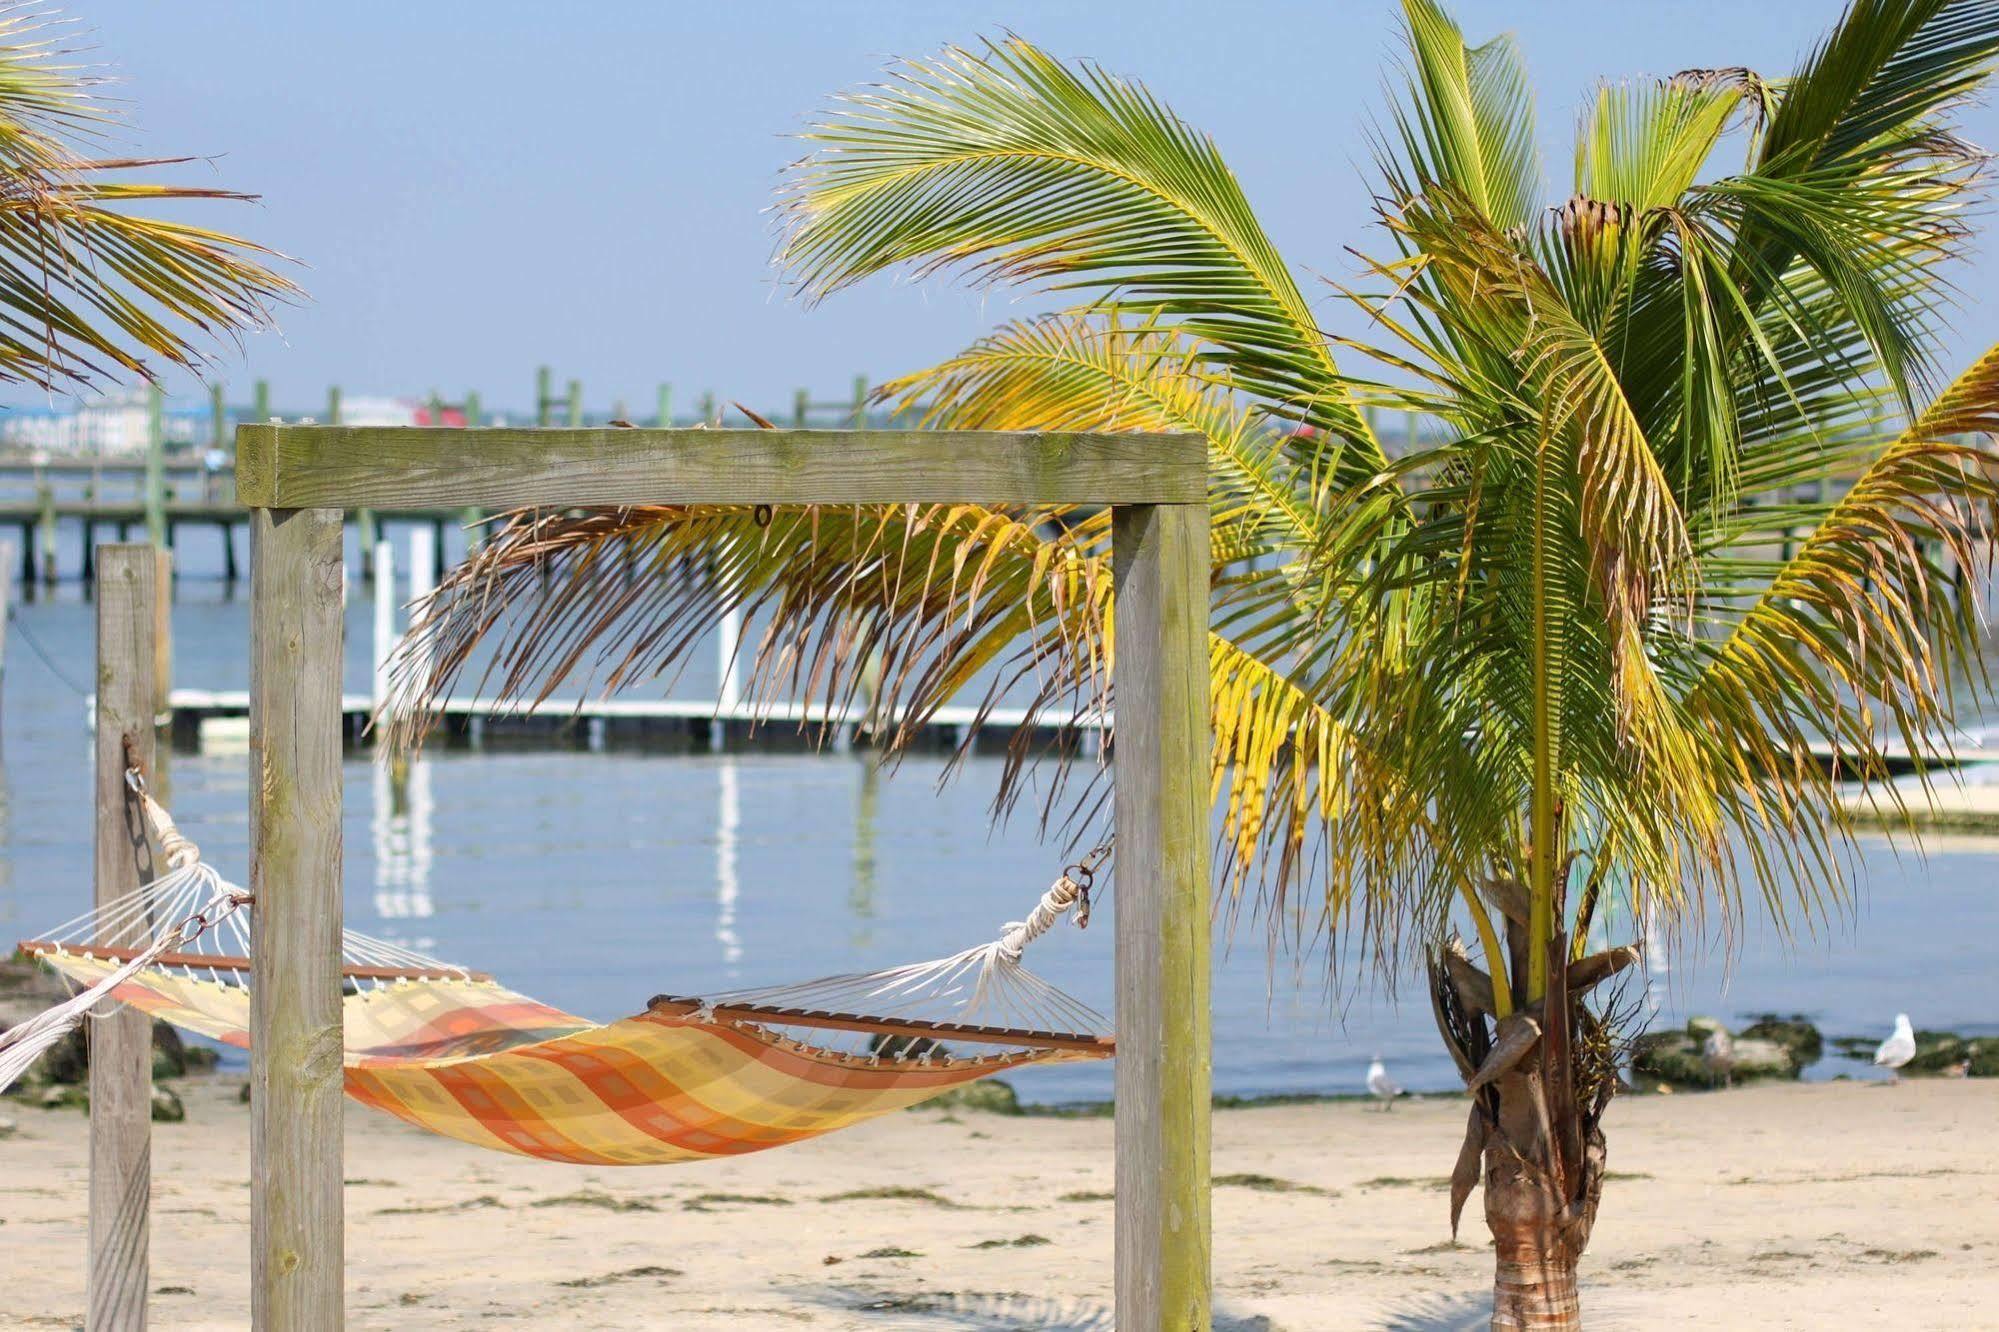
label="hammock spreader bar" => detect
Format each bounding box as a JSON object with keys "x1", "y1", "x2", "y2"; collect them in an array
[
  {"x1": 12, "y1": 942, "x2": 489, "y2": 986},
  {"x1": 646, "y1": 995, "x2": 1116, "y2": 1054}
]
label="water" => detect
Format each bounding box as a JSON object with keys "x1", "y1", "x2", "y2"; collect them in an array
[{"x1": 2, "y1": 518, "x2": 1996, "y2": 1104}]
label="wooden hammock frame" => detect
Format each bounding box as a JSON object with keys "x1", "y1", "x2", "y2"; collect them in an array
[{"x1": 84, "y1": 426, "x2": 1213, "y2": 1332}]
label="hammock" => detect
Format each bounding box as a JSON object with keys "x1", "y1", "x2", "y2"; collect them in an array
[{"x1": 3, "y1": 778, "x2": 1111, "y2": 1167}]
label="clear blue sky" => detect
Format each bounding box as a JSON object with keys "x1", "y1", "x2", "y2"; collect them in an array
[{"x1": 20, "y1": 0, "x2": 1999, "y2": 416}]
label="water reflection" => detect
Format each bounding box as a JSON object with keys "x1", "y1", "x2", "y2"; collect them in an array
[
  {"x1": 371, "y1": 754, "x2": 434, "y2": 951},
  {"x1": 850, "y1": 759, "x2": 880, "y2": 947},
  {"x1": 715, "y1": 757, "x2": 742, "y2": 973}
]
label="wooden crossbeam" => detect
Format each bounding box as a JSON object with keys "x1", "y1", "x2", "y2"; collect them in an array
[{"x1": 235, "y1": 425, "x2": 1207, "y2": 508}]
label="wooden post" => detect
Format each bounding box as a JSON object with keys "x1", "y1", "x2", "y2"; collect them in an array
[
  {"x1": 536, "y1": 365, "x2": 553, "y2": 427},
  {"x1": 851, "y1": 374, "x2": 869, "y2": 426},
  {"x1": 1111, "y1": 501, "x2": 1212, "y2": 1331},
  {"x1": 145, "y1": 386, "x2": 166, "y2": 550},
  {"x1": 91, "y1": 544, "x2": 162, "y2": 1330},
  {"x1": 698, "y1": 391, "x2": 716, "y2": 427},
  {"x1": 464, "y1": 390, "x2": 482, "y2": 428},
  {"x1": 253, "y1": 378, "x2": 271, "y2": 424},
  {"x1": 792, "y1": 387, "x2": 809, "y2": 429},
  {"x1": 209, "y1": 383, "x2": 228, "y2": 503},
  {"x1": 655, "y1": 383, "x2": 671, "y2": 429},
  {"x1": 36, "y1": 478, "x2": 57, "y2": 584},
  {"x1": 248, "y1": 507, "x2": 345, "y2": 1328},
  {"x1": 566, "y1": 379, "x2": 583, "y2": 428}
]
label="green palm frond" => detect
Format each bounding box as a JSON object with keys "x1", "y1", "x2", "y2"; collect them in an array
[
  {"x1": 0, "y1": 9, "x2": 297, "y2": 390},
  {"x1": 778, "y1": 35, "x2": 1382, "y2": 470},
  {"x1": 1390, "y1": 0, "x2": 1540, "y2": 232}
]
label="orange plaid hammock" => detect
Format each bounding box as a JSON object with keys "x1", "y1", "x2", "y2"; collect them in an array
[{"x1": 4, "y1": 789, "x2": 1111, "y2": 1167}]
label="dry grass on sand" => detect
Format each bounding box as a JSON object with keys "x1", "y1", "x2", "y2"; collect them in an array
[{"x1": 1, "y1": 1078, "x2": 1994, "y2": 1329}]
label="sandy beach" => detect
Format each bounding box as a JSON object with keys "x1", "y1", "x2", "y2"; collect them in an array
[{"x1": 1, "y1": 1077, "x2": 1992, "y2": 1329}]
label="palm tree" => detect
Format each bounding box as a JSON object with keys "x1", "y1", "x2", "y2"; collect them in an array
[
  {"x1": 400, "y1": 2, "x2": 1999, "y2": 1325},
  {"x1": 0, "y1": 8, "x2": 294, "y2": 394}
]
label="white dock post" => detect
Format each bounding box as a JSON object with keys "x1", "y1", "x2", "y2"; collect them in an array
[
  {"x1": 406, "y1": 525, "x2": 437, "y2": 701},
  {"x1": 371, "y1": 538, "x2": 395, "y2": 715},
  {"x1": 712, "y1": 597, "x2": 744, "y2": 749}
]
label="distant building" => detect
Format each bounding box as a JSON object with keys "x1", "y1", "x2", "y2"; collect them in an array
[{"x1": 0, "y1": 390, "x2": 206, "y2": 456}]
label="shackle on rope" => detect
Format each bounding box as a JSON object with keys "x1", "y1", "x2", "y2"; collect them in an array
[
  {"x1": 120, "y1": 737, "x2": 204, "y2": 872},
  {"x1": 1061, "y1": 835, "x2": 1114, "y2": 931}
]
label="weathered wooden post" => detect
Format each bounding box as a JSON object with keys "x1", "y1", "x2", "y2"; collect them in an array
[
  {"x1": 35, "y1": 477, "x2": 56, "y2": 584},
  {"x1": 1111, "y1": 501, "x2": 1212, "y2": 1330},
  {"x1": 253, "y1": 379, "x2": 271, "y2": 424},
  {"x1": 90, "y1": 544, "x2": 163, "y2": 1330},
  {"x1": 208, "y1": 382, "x2": 227, "y2": 503},
  {"x1": 850, "y1": 374, "x2": 869, "y2": 426},
  {"x1": 698, "y1": 391, "x2": 717, "y2": 427},
  {"x1": 655, "y1": 383, "x2": 671, "y2": 429},
  {"x1": 792, "y1": 387, "x2": 809, "y2": 428},
  {"x1": 535, "y1": 365, "x2": 554, "y2": 426},
  {"x1": 566, "y1": 379, "x2": 583, "y2": 428},
  {"x1": 247, "y1": 506, "x2": 346, "y2": 1327},
  {"x1": 145, "y1": 386, "x2": 166, "y2": 551}
]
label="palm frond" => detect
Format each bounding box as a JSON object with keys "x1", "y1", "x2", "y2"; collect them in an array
[
  {"x1": 778, "y1": 35, "x2": 1381, "y2": 471},
  {"x1": 1390, "y1": 0, "x2": 1540, "y2": 232},
  {"x1": 0, "y1": 8, "x2": 296, "y2": 391}
]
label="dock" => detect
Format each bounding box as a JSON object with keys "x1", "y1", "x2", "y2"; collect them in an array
[{"x1": 157, "y1": 686, "x2": 1103, "y2": 756}]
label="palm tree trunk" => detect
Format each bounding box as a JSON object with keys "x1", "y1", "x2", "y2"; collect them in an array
[{"x1": 1480, "y1": 1063, "x2": 1604, "y2": 1332}]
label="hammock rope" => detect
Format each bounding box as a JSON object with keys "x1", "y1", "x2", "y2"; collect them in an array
[{"x1": 5, "y1": 769, "x2": 1115, "y2": 1164}]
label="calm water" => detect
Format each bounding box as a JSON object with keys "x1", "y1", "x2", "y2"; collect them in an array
[{"x1": 1, "y1": 518, "x2": 1995, "y2": 1103}]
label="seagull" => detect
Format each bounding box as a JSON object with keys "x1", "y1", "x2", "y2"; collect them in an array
[
  {"x1": 1874, "y1": 1013, "x2": 1917, "y2": 1083},
  {"x1": 1366, "y1": 1056, "x2": 1403, "y2": 1111},
  {"x1": 1702, "y1": 1027, "x2": 1737, "y2": 1089}
]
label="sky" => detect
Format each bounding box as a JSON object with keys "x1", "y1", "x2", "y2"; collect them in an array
[{"x1": 12, "y1": 0, "x2": 1999, "y2": 417}]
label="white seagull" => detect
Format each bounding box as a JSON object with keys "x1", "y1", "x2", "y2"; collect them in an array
[
  {"x1": 1366, "y1": 1056, "x2": 1403, "y2": 1111},
  {"x1": 1874, "y1": 1013, "x2": 1917, "y2": 1083}
]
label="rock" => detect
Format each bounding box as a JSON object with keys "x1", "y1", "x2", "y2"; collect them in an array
[
  {"x1": 1967, "y1": 1038, "x2": 1999, "y2": 1078},
  {"x1": 1908, "y1": 1030, "x2": 1974, "y2": 1074},
  {"x1": 1633, "y1": 1020, "x2": 1799, "y2": 1089},
  {"x1": 1729, "y1": 1037, "x2": 1799, "y2": 1081},
  {"x1": 917, "y1": 1078, "x2": 1021, "y2": 1116},
  {"x1": 1740, "y1": 1014, "x2": 1823, "y2": 1064},
  {"x1": 38, "y1": 1084, "x2": 85, "y2": 1110},
  {"x1": 0, "y1": 1114, "x2": 17, "y2": 1138},
  {"x1": 238, "y1": 1081, "x2": 251, "y2": 1104},
  {"x1": 150, "y1": 1085, "x2": 184, "y2": 1123}
]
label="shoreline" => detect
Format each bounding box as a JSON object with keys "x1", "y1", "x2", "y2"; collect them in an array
[{"x1": 2, "y1": 1075, "x2": 1993, "y2": 1329}]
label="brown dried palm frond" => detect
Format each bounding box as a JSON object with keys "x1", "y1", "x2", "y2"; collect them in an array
[{"x1": 387, "y1": 497, "x2": 1114, "y2": 763}]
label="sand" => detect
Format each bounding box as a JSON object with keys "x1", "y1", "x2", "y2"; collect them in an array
[{"x1": 1, "y1": 1077, "x2": 1993, "y2": 1329}]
